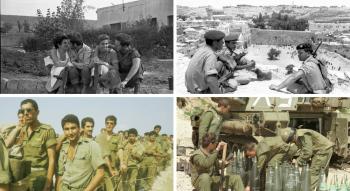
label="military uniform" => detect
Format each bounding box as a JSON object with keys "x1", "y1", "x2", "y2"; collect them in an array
[
  {"x1": 122, "y1": 141, "x2": 145, "y2": 191},
  {"x1": 58, "y1": 137, "x2": 106, "y2": 191},
  {"x1": 22, "y1": 122, "x2": 57, "y2": 191},
  {"x1": 295, "y1": 129, "x2": 333, "y2": 190},
  {"x1": 255, "y1": 136, "x2": 298, "y2": 173},
  {"x1": 190, "y1": 147, "x2": 245, "y2": 191},
  {"x1": 160, "y1": 139, "x2": 170, "y2": 170},
  {"x1": 95, "y1": 132, "x2": 123, "y2": 191},
  {"x1": 137, "y1": 141, "x2": 162, "y2": 190},
  {"x1": 0, "y1": 137, "x2": 11, "y2": 185},
  {"x1": 198, "y1": 108, "x2": 223, "y2": 146}
]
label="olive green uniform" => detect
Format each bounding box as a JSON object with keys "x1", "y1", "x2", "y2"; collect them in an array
[
  {"x1": 255, "y1": 136, "x2": 298, "y2": 173},
  {"x1": 155, "y1": 134, "x2": 163, "y2": 147},
  {"x1": 137, "y1": 141, "x2": 162, "y2": 190},
  {"x1": 198, "y1": 108, "x2": 223, "y2": 146},
  {"x1": 95, "y1": 132, "x2": 123, "y2": 191},
  {"x1": 0, "y1": 137, "x2": 11, "y2": 185},
  {"x1": 22, "y1": 122, "x2": 57, "y2": 191},
  {"x1": 295, "y1": 129, "x2": 333, "y2": 190},
  {"x1": 58, "y1": 137, "x2": 106, "y2": 191},
  {"x1": 190, "y1": 147, "x2": 245, "y2": 191},
  {"x1": 160, "y1": 139, "x2": 170, "y2": 170},
  {"x1": 122, "y1": 142, "x2": 145, "y2": 191}
]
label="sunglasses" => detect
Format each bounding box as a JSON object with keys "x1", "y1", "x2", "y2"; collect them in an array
[{"x1": 19, "y1": 108, "x2": 34, "y2": 113}]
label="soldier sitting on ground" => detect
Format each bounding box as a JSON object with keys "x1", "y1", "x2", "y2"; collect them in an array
[{"x1": 190, "y1": 132, "x2": 245, "y2": 191}]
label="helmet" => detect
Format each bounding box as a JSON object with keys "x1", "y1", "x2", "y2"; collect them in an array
[{"x1": 280, "y1": 127, "x2": 295, "y2": 143}]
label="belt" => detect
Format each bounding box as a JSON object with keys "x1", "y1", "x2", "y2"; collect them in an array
[
  {"x1": 62, "y1": 183, "x2": 82, "y2": 191},
  {"x1": 31, "y1": 167, "x2": 47, "y2": 171}
]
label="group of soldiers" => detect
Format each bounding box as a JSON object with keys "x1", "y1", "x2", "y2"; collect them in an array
[
  {"x1": 0, "y1": 99, "x2": 173, "y2": 191},
  {"x1": 190, "y1": 99, "x2": 334, "y2": 191},
  {"x1": 185, "y1": 30, "x2": 332, "y2": 94}
]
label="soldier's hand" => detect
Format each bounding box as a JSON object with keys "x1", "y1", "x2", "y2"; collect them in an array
[
  {"x1": 15, "y1": 124, "x2": 23, "y2": 131},
  {"x1": 145, "y1": 150, "x2": 152, "y2": 155},
  {"x1": 111, "y1": 170, "x2": 119, "y2": 177},
  {"x1": 249, "y1": 60, "x2": 256, "y2": 68},
  {"x1": 292, "y1": 159, "x2": 296, "y2": 164},
  {"x1": 216, "y1": 142, "x2": 226, "y2": 151},
  {"x1": 228, "y1": 159, "x2": 233, "y2": 165},
  {"x1": 120, "y1": 163, "x2": 127, "y2": 173},
  {"x1": 165, "y1": 147, "x2": 169, "y2": 150},
  {"x1": 269, "y1": 84, "x2": 279, "y2": 91},
  {"x1": 245, "y1": 186, "x2": 250, "y2": 191}
]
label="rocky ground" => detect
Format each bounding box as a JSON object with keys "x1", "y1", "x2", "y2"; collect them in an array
[
  {"x1": 176, "y1": 99, "x2": 350, "y2": 191},
  {"x1": 176, "y1": 45, "x2": 350, "y2": 94},
  {"x1": 152, "y1": 160, "x2": 174, "y2": 191}
]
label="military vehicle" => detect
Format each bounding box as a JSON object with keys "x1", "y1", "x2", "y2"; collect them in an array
[{"x1": 191, "y1": 97, "x2": 350, "y2": 159}]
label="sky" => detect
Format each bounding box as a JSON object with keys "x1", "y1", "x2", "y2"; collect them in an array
[
  {"x1": 1, "y1": 0, "x2": 138, "y2": 20},
  {"x1": 177, "y1": 0, "x2": 350, "y2": 7},
  {"x1": 0, "y1": 97, "x2": 173, "y2": 137}
]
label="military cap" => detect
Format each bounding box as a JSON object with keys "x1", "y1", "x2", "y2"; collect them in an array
[
  {"x1": 154, "y1": 125, "x2": 161, "y2": 130},
  {"x1": 224, "y1": 34, "x2": 239, "y2": 42},
  {"x1": 204, "y1": 30, "x2": 225, "y2": 40},
  {"x1": 296, "y1": 43, "x2": 313, "y2": 51}
]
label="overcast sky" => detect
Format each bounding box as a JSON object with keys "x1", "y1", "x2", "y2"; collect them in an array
[
  {"x1": 1, "y1": 0, "x2": 138, "y2": 20},
  {"x1": 177, "y1": 0, "x2": 350, "y2": 7},
  {"x1": 0, "y1": 97, "x2": 173, "y2": 137}
]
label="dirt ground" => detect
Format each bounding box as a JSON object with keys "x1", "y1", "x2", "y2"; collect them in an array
[
  {"x1": 1, "y1": 59, "x2": 173, "y2": 94},
  {"x1": 176, "y1": 101, "x2": 350, "y2": 191},
  {"x1": 176, "y1": 45, "x2": 350, "y2": 94}
]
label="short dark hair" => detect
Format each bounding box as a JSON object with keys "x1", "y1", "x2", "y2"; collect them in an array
[
  {"x1": 68, "y1": 31, "x2": 83, "y2": 46},
  {"x1": 18, "y1": 109, "x2": 23, "y2": 115},
  {"x1": 61, "y1": 114, "x2": 80, "y2": 129},
  {"x1": 128, "y1": 128, "x2": 138, "y2": 136},
  {"x1": 81, "y1": 117, "x2": 94, "y2": 128},
  {"x1": 154, "y1": 125, "x2": 161, "y2": 130},
  {"x1": 149, "y1": 131, "x2": 157, "y2": 136},
  {"x1": 98, "y1": 34, "x2": 110, "y2": 44},
  {"x1": 21, "y1": 99, "x2": 39, "y2": 111},
  {"x1": 145, "y1": 132, "x2": 149, "y2": 135},
  {"x1": 118, "y1": 131, "x2": 124, "y2": 134},
  {"x1": 115, "y1": 33, "x2": 132, "y2": 46},
  {"x1": 242, "y1": 142, "x2": 256, "y2": 152},
  {"x1": 53, "y1": 34, "x2": 69, "y2": 49},
  {"x1": 170, "y1": 135, "x2": 173, "y2": 138},
  {"x1": 162, "y1": 134, "x2": 167, "y2": 137},
  {"x1": 105, "y1": 115, "x2": 117, "y2": 124},
  {"x1": 202, "y1": 132, "x2": 216, "y2": 148},
  {"x1": 218, "y1": 99, "x2": 230, "y2": 108}
]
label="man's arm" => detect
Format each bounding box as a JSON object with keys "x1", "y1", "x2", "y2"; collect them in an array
[
  {"x1": 118, "y1": 149, "x2": 127, "y2": 172},
  {"x1": 56, "y1": 134, "x2": 66, "y2": 152},
  {"x1": 104, "y1": 156, "x2": 118, "y2": 176},
  {"x1": 206, "y1": 75, "x2": 222, "y2": 94},
  {"x1": 270, "y1": 70, "x2": 304, "y2": 91},
  {"x1": 56, "y1": 175, "x2": 62, "y2": 191},
  {"x1": 296, "y1": 134, "x2": 313, "y2": 165},
  {"x1": 257, "y1": 154, "x2": 267, "y2": 173},
  {"x1": 83, "y1": 165, "x2": 105, "y2": 191},
  {"x1": 192, "y1": 150, "x2": 219, "y2": 168},
  {"x1": 198, "y1": 112, "x2": 214, "y2": 146},
  {"x1": 4, "y1": 125, "x2": 22, "y2": 148},
  {"x1": 44, "y1": 146, "x2": 56, "y2": 191},
  {"x1": 119, "y1": 58, "x2": 140, "y2": 88}
]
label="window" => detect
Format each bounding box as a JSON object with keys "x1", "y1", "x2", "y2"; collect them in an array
[
  {"x1": 151, "y1": 18, "x2": 157, "y2": 26},
  {"x1": 168, "y1": 15, "x2": 173, "y2": 25}
]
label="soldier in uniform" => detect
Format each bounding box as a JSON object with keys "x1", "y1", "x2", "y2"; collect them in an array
[
  {"x1": 198, "y1": 99, "x2": 230, "y2": 147},
  {"x1": 3, "y1": 109, "x2": 26, "y2": 148},
  {"x1": 56, "y1": 114, "x2": 105, "y2": 191},
  {"x1": 95, "y1": 115, "x2": 126, "y2": 191},
  {"x1": 137, "y1": 131, "x2": 162, "y2": 191},
  {"x1": 190, "y1": 132, "x2": 245, "y2": 191},
  {"x1": 6, "y1": 99, "x2": 57, "y2": 191},
  {"x1": 80, "y1": 117, "x2": 95, "y2": 139},
  {"x1": 0, "y1": 137, "x2": 10, "y2": 191},
  {"x1": 160, "y1": 134, "x2": 170, "y2": 171},
  {"x1": 280, "y1": 127, "x2": 333, "y2": 190},
  {"x1": 269, "y1": 42, "x2": 328, "y2": 94},
  {"x1": 144, "y1": 132, "x2": 150, "y2": 142},
  {"x1": 185, "y1": 30, "x2": 238, "y2": 94},
  {"x1": 243, "y1": 136, "x2": 298, "y2": 173},
  {"x1": 118, "y1": 131, "x2": 125, "y2": 140},
  {"x1": 122, "y1": 128, "x2": 145, "y2": 191}
]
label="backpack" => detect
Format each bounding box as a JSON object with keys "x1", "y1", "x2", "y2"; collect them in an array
[{"x1": 309, "y1": 58, "x2": 334, "y2": 93}]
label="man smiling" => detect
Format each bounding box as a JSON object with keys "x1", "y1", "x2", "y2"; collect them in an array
[{"x1": 56, "y1": 114, "x2": 105, "y2": 191}]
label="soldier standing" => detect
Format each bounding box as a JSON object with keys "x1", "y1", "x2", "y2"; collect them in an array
[
  {"x1": 198, "y1": 99, "x2": 230, "y2": 147},
  {"x1": 160, "y1": 134, "x2": 170, "y2": 171},
  {"x1": 137, "y1": 131, "x2": 162, "y2": 191},
  {"x1": 190, "y1": 132, "x2": 245, "y2": 191},
  {"x1": 80, "y1": 117, "x2": 95, "y2": 139},
  {"x1": 280, "y1": 127, "x2": 333, "y2": 190},
  {"x1": 95, "y1": 115, "x2": 127, "y2": 191},
  {"x1": 122, "y1": 128, "x2": 145, "y2": 191},
  {"x1": 0, "y1": 137, "x2": 11, "y2": 191},
  {"x1": 144, "y1": 132, "x2": 150, "y2": 142},
  {"x1": 56, "y1": 114, "x2": 105, "y2": 191}
]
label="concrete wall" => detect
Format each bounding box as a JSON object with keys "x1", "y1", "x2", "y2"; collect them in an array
[
  {"x1": 251, "y1": 28, "x2": 315, "y2": 46},
  {"x1": 96, "y1": 0, "x2": 173, "y2": 28}
]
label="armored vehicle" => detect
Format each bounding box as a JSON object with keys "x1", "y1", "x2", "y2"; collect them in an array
[{"x1": 191, "y1": 97, "x2": 350, "y2": 159}]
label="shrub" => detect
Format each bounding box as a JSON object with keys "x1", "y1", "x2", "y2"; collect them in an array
[
  {"x1": 1, "y1": 27, "x2": 7, "y2": 33},
  {"x1": 268, "y1": 48, "x2": 281, "y2": 60}
]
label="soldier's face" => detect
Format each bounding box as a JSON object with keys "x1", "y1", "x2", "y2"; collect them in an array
[
  {"x1": 125, "y1": 132, "x2": 128, "y2": 138},
  {"x1": 297, "y1": 49, "x2": 310, "y2": 61},
  {"x1": 18, "y1": 113, "x2": 25, "y2": 125},
  {"x1": 99, "y1": 40, "x2": 109, "y2": 52},
  {"x1": 221, "y1": 105, "x2": 231, "y2": 115},
  {"x1": 214, "y1": 39, "x2": 224, "y2": 50},
  {"x1": 246, "y1": 149, "x2": 256, "y2": 158},
  {"x1": 150, "y1": 134, "x2": 156, "y2": 141},
  {"x1": 226, "y1": 41, "x2": 237, "y2": 50},
  {"x1": 129, "y1": 134, "x2": 136, "y2": 143},
  {"x1": 163, "y1": 136, "x2": 167, "y2": 141},
  {"x1": 21, "y1": 102, "x2": 39, "y2": 125},
  {"x1": 83, "y1": 122, "x2": 94, "y2": 137},
  {"x1": 63, "y1": 122, "x2": 80, "y2": 142},
  {"x1": 105, "y1": 120, "x2": 116, "y2": 133},
  {"x1": 154, "y1": 128, "x2": 161, "y2": 134}
]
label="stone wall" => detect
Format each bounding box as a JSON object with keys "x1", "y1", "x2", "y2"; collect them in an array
[
  {"x1": 320, "y1": 44, "x2": 350, "y2": 59},
  {"x1": 251, "y1": 28, "x2": 316, "y2": 46}
]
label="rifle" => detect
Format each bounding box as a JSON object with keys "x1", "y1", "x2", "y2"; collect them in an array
[
  {"x1": 55, "y1": 67, "x2": 69, "y2": 94},
  {"x1": 312, "y1": 41, "x2": 322, "y2": 58},
  {"x1": 218, "y1": 72, "x2": 234, "y2": 85},
  {"x1": 219, "y1": 144, "x2": 227, "y2": 191},
  {"x1": 93, "y1": 61, "x2": 99, "y2": 93}
]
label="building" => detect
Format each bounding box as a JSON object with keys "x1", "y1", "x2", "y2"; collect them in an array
[
  {"x1": 309, "y1": 20, "x2": 350, "y2": 33},
  {"x1": 207, "y1": 6, "x2": 233, "y2": 22},
  {"x1": 229, "y1": 21, "x2": 251, "y2": 47},
  {"x1": 96, "y1": 0, "x2": 173, "y2": 30}
]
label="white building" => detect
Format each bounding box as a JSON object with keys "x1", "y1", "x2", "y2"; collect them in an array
[{"x1": 309, "y1": 20, "x2": 350, "y2": 33}]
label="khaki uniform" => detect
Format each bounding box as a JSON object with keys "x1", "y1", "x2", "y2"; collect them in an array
[
  {"x1": 22, "y1": 122, "x2": 57, "y2": 191},
  {"x1": 95, "y1": 132, "x2": 123, "y2": 191},
  {"x1": 0, "y1": 137, "x2": 11, "y2": 184},
  {"x1": 190, "y1": 147, "x2": 245, "y2": 191},
  {"x1": 198, "y1": 108, "x2": 223, "y2": 146},
  {"x1": 160, "y1": 140, "x2": 170, "y2": 170},
  {"x1": 255, "y1": 136, "x2": 298, "y2": 173},
  {"x1": 137, "y1": 141, "x2": 162, "y2": 190},
  {"x1": 295, "y1": 129, "x2": 333, "y2": 190},
  {"x1": 58, "y1": 137, "x2": 105, "y2": 191},
  {"x1": 122, "y1": 142, "x2": 145, "y2": 191}
]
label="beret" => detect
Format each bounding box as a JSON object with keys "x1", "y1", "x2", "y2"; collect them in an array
[
  {"x1": 204, "y1": 30, "x2": 225, "y2": 40},
  {"x1": 224, "y1": 34, "x2": 239, "y2": 42},
  {"x1": 296, "y1": 43, "x2": 313, "y2": 50}
]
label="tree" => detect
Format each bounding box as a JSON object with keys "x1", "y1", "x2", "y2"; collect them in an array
[
  {"x1": 267, "y1": 48, "x2": 281, "y2": 60},
  {"x1": 60, "y1": 0, "x2": 95, "y2": 31},
  {"x1": 3, "y1": 22, "x2": 13, "y2": 33},
  {"x1": 23, "y1": 20, "x2": 30, "y2": 33},
  {"x1": 17, "y1": 20, "x2": 22, "y2": 33}
]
